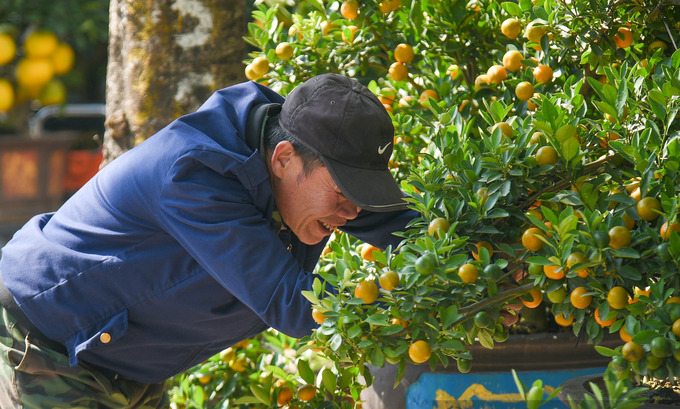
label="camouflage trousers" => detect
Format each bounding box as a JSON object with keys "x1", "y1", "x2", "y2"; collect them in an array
[{"x1": 0, "y1": 306, "x2": 169, "y2": 409}]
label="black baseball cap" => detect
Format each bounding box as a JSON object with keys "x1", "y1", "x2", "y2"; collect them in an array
[{"x1": 279, "y1": 74, "x2": 407, "y2": 212}]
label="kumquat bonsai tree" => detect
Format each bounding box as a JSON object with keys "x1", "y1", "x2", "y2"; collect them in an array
[{"x1": 169, "y1": 0, "x2": 680, "y2": 407}]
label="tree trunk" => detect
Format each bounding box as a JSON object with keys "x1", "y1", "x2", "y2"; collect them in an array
[{"x1": 102, "y1": 0, "x2": 248, "y2": 165}]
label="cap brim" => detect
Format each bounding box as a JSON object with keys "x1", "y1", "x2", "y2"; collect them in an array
[{"x1": 321, "y1": 156, "x2": 408, "y2": 212}]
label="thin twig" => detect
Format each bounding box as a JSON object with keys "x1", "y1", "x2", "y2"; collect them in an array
[
  {"x1": 518, "y1": 154, "x2": 615, "y2": 211},
  {"x1": 661, "y1": 14, "x2": 679, "y2": 50}
]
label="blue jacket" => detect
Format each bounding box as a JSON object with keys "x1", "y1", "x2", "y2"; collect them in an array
[{"x1": 0, "y1": 81, "x2": 415, "y2": 384}]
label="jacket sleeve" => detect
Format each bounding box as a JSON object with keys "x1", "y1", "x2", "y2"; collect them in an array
[{"x1": 155, "y1": 149, "x2": 319, "y2": 338}]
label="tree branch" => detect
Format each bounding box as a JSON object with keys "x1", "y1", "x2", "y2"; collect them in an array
[{"x1": 452, "y1": 283, "x2": 535, "y2": 326}]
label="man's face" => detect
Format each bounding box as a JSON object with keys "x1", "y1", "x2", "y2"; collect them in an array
[{"x1": 270, "y1": 142, "x2": 361, "y2": 245}]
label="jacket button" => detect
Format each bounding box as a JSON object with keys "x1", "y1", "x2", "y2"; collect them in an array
[{"x1": 100, "y1": 333, "x2": 112, "y2": 344}]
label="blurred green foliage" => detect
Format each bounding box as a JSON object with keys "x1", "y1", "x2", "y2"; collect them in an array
[{"x1": 0, "y1": 0, "x2": 109, "y2": 50}]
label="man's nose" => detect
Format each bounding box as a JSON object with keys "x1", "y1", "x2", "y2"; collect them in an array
[{"x1": 338, "y1": 199, "x2": 360, "y2": 219}]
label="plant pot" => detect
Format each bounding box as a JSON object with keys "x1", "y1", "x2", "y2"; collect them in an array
[
  {"x1": 63, "y1": 148, "x2": 103, "y2": 195},
  {"x1": 361, "y1": 332, "x2": 622, "y2": 409},
  {"x1": 558, "y1": 374, "x2": 678, "y2": 409},
  {"x1": 0, "y1": 132, "x2": 78, "y2": 224}
]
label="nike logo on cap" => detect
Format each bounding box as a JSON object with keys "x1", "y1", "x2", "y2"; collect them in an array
[{"x1": 377, "y1": 142, "x2": 391, "y2": 155}]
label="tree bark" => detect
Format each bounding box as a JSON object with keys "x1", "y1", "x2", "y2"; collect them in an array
[{"x1": 102, "y1": 0, "x2": 248, "y2": 165}]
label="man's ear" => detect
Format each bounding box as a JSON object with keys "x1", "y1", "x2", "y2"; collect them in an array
[{"x1": 270, "y1": 141, "x2": 296, "y2": 179}]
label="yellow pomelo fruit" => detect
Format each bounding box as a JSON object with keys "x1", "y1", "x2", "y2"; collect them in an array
[
  {"x1": 503, "y1": 50, "x2": 523, "y2": 72},
  {"x1": 0, "y1": 79, "x2": 15, "y2": 112},
  {"x1": 394, "y1": 43, "x2": 415, "y2": 64},
  {"x1": 275, "y1": 42, "x2": 294, "y2": 60},
  {"x1": 648, "y1": 40, "x2": 667, "y2": 52},
  {"x1": 52, "y1": 43, "x2": 75, "y2": 75},
  {"x1": 340, "y1": 0, "x2": 359, "y2": 20},
  {"x1": 486, "y1": 65, "x2": 507, "y2": 85},
  {"x1": 15, "y1": 57, "x2": 54, "y2": 88},
  {"x1": 250, "y1": 56, "x2": 270, "y2": 76},
  {"x1": 501, "y1": 18, "x2": 521, "y2": 39},
  {"x1": 525, "y1": 23, "x2": 546, "y2": 43},
  {"x1": 0, "y1": 33, "x2": 17, "y2": 66},
  {"x1": 244, "y1": 64, "x2": 261, "y2": 80},
  {"x1": 342, "y1": 25, "x2": 359, "y2": 43},
  {"x1": 39, "y1": 78, "x2": 67, "y2": 106},
  {"x1": 515, "y1": 81, "x2": 534, "y2": 101},
  {"x1": 389, "y1": 62, "x2": 408, "y2": 82},
  {"x1": 533, "y1": 64, "x2": 553, "y2": 84},
  {"x1": 24, "y1": 30, "x2": 59, "y2": 58},
  {"x1": 447, "y1": 64, "x2": 460, "y2": 80},
  {"x1": 474, "y1": 74, "x2": 490, "y2": 90},
  {"x1": 613, "y1": 27, "x2": 633, "y2": 49}
]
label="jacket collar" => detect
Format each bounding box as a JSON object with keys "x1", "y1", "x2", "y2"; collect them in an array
[{"x1": 245, "y1": 103, "x2": 282, "y2": 156}]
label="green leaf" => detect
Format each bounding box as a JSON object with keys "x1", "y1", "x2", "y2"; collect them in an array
[
  {"x1": 477, "y1": 329, "x2": 495, "y2": 349},
  {"x1": 379, "y1": 324, "x2": 406, "y2": 335},
  {"x1": 602, "y1": 84, "x2": 618, "y2": 106},
  {"x1": 312, "y1": 278, "x2": 322, "y2": 296},
  {"x1": 615, "y1": 80, "x2": 628, "y2": 116},
  {"x1": 632, "y1": 329, "x2": 659, "y2": 344},
  {"x1": 249, "y1": 384, "x2": 270, "y2": 405},
  {"x1": 373, "y1": 250, "x2": 388, "y2": 267},
  {"x1": 501, "y1": 2, "x2": 521, "y2": 15},
  {"x1": 437, "y1": 337, "x2": 465, "y2": 351},
  {"x1": 532, "y1": 120, "x2": 552, "y2": 135},
  {"x1": 109, "y1": 393, "x2": 129, "y2": 405},
  {"x1": 394, "y1": 360, "x2": 406, "y2": 389},
  {"x1": 649, "y1": 89, "x2": 667, "y2": 107},
  {"x1": 561, "y1": 136, "x2": 580, "y2": 161},
  {"x1": 512, "y1": 369, "x2": 527, "y2": 400},
  {"x1": 308, "y1": 0, "x2": 325, "y2": 12},
  {"x1": 668, "y1": 137, "x2": 680, "y2": 157},
  {"x1": 526, "y1": 256, "x2": 552, "y2": 265},
  {"x1": 580, "y1": 49, "x2": 592, "y2": 66},
  {"x1": 485, "y1": 191, "x2": 501, "y2": 211},
  {"x1": 302, "y1": 290, "x2": 319, "y2": 305},
  {"x1": 233, "y1": 396, "x2": 263, "y2": 404},
  {"x1": 594, "y1": 346, "x2": 618, "y2": 357},
  {"x1": 557, "y1": 215, "x2": 578, "y2": 237},
  {"x1": 265, "y1": 365, "x2": 289, "y2": 379},
  {"x1": 330, "y1": 333, "x2": 343, "y2": 351},
  {"x1": 488, "y1": 99, "x2": 512, "y2": 123},
  {"x1": 370, "y1": 347, "x2": 385, "y2": 368},
  {"x1": 347, "y1": 324, "x2": 362, "y2": 339},
  {"x1": 366, "y1": 314, "x2": 390, "y2": 326},
  {"x1": 441, "y1": 305, "x2": 459, "y2": 328},
  {"x1": 579, "y1": 183, "x2": 599, "y2": 210},
  {"x1": 321, "y1": 367, "x2": 337, "y2": 393},
  {"x1": 590, "y1": 381, "x2": 605, "y2": 404},
  {"x1": 587, "y1": 77, "x2": 606, "y2": 101},
  {"x1": 362, "y1": 364, "x2": 374, "y2": 388},
  {"x1": 555, "y1": 124, "x2": 577, "y2": 142},
  {"x1": 542, "y1": 99, "x2": 559, "y2": 130},
  {"x1": 534, "y1": 6, "x2": 549, "y2": 20},
  {"x1": 336, "y1": 260, "x2": 348, "y2": 280},
  {"x1": 487, "y1": 208, "x2": 510, "y2": 218},
  {"x1": 611, "y1": 248, "x2": 640, "y2": 258},
  {"x1": 672, "y1": 48, "x2": 680, "y2": 69},
  {"x1": 297, "y1": 359, "x2": 316, "y2": 385},
  {"x1": 593, "y1": 101, "x2": 617, "y2": 118},
  {"x1": 649, "y1": 94, "x2": 667, "y2": 121}
]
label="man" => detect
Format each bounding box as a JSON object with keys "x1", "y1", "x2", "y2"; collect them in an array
[{"x1": 0, "y1": 73, "x2": 415, "y2": 407}]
